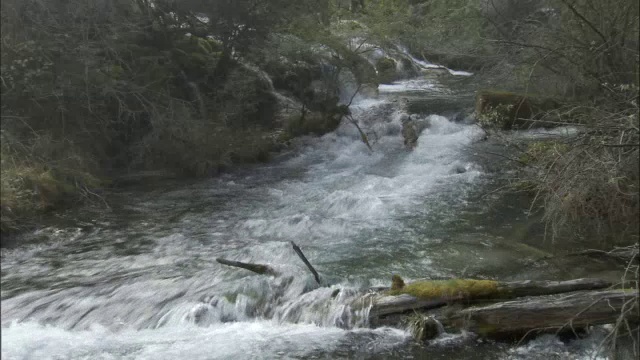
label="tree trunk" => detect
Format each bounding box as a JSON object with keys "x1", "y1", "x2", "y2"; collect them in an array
[
  {"x1": 443, "y1": 289, "x2": 638, "y2": 339},
  {"x1": 368, "y1": 278, "x2": 613, "y2": 320}
]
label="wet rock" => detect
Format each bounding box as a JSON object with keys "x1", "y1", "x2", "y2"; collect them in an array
[
  {"x1": 401, "y1": 119, "x2": 418, "y2": 150},
  {"x1": 400, "y1": 114, "x2": 432, "y2": 150},
  {"x1": 376, "y1": 57, "x2": 398, "y2": 84},
  {"x1": 453, "y1": 164, "x2": 467, "y2": 174},
  {"x1": 409, "y1": 315, "x2": 441, "y2": 342}
]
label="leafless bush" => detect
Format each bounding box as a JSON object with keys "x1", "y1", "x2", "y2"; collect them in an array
[{"x1": 517, "y1": 95, "x2": 639, "y2": 243}]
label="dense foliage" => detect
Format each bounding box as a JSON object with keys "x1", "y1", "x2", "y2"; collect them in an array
[
  {"x1": 1, "y1": 0, "x2": 638, "y2": 245},
  {"x1": 0, "y1": 0, "x2": 350, "y2": 231}
]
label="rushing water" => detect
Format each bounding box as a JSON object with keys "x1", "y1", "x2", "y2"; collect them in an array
[{"x1": 0, "y1": 74, "x2": 622, "y2": 359}]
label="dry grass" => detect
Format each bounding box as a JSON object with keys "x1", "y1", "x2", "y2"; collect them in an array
[
  {"x1": 594, "y1": 244, "x2": 639, "y2": 359},
  {"x1": 519, "y1": 98, "x2": 639, "y2": 244},
  {"x1": 1, "y1": 131, "x2": 103, "y2": 232}
]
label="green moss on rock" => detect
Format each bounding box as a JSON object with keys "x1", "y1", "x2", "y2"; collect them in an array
[{"x1": 391, "y1": 275, "x2": 405, "y2": 290}]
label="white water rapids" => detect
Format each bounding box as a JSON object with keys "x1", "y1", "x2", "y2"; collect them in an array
[{"x1": 0, "y1": 76, "x2": 619, "y2": 359}]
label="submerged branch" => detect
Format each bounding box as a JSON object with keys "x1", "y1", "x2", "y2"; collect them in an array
[{"x1": 216, "y1": 258, "x2": 278, "y2": 276}]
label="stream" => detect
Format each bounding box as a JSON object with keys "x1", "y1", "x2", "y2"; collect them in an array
[{"x1": 0, "y1": 73, "x2": 623, "y2": 359}]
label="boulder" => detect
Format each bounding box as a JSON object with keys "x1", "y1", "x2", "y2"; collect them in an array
[
  {"x1": 401, "y1": 115, "x2": 419, "y2": 150},
  {"x1": 376, "y1": 57, "x2": 398, "y2": 84}
]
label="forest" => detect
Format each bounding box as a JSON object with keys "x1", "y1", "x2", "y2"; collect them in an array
[{"x1": 2, "y1": 1, "x2": 638, "y2": 243}]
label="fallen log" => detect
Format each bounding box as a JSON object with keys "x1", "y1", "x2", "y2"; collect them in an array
[
  {"x1": 368, "y1": 278, "x2": 613, "y2": 319},
  {"x1": 474, "y1": 89, "x2": 562, "y2": 130},
  {"x1": 216, "y1": 258, "x2": 278, "y2": 276},
  {"x1": 443, "y1": 289, "x2": 638, "y2": 339}
]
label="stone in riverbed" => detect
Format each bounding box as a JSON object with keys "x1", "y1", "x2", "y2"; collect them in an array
[
  {"x1": 453, "y1": 164, "x2": 467, "y2": 174},
  {"x1": 408, "y1": 314, "x2": 441, "y2": 341},
  {"x1": 401, "y1": 116, "x2": 419, "y2": 150}
]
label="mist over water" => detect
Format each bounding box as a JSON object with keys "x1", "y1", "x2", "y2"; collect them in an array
[{"x1": 1, "y1": 75, "x2": 611, "y2": 359}]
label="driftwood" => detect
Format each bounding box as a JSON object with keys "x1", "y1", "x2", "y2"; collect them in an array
[
  {"x1": 215, "y1": 258, "x2": 278, "y2": 276},
  {"x1": 215, "y1": 253, "x2": 636, "y2": 341},
  {"x1": 443, "y1": 289, "x2": 638, "y2": 338},
  {"x1": 290, "y1": 241, "x2": 322, "y2": 284},
  {"x1": 216, "y1": 242, "x2": 322, "y2": 284},
  {"x1": 368, "y1": 278, "x2": 613, "y2": 319}
]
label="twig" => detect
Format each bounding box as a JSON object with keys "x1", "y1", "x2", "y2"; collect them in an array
[
  {"x1": 347, "y1": 115, "x2": 373, "y2": 152},
  {"x1": 346, "y1": 83, "x2": 363, "y2": 108}
]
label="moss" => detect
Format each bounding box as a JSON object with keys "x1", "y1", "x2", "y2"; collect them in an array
[
  {"x1": 223, "y1": 293, "x2": 238, "y2": 303},
  {"x1": 1, "y1": 161, "x2": 103, "y2": 234},
  {"x1": 194, "y1": 37, "x2": 222, "y2": 55},
  {"x1": 388, "y1": 279, "x2": 501, "y2": 300},
  {"x1": 391, "y1": 275, "x2": 405, "y2": 290}
]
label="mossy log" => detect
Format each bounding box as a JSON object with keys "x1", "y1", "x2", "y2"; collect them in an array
[
  {"x1": 475, "y1": 90, "x2": 562, "y2": 130},
  {"x1": 368, "y1": 278, "x2": 612, "y2": 320},
  {"x1": 443, "y1": 289, "x2": 638, "y2": 339}
]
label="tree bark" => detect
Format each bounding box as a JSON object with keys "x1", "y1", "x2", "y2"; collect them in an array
[
  {"x1": 443, "y1": 289, "x2": 638, "y2": 338},
  {"x1": 368, "y1": 278, "x2": 613, "y2": 320}
]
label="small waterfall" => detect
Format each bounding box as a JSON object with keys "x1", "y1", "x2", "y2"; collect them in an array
[
  {"x1": 242, "y1": 62, "x2": 276, "y2": 92},
  {"x1": 395, "y1": 45, "x2": 474, "y2": 76},
  {"x1": 337, "y1": 68, "x2": 359, "y2": 104}
]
